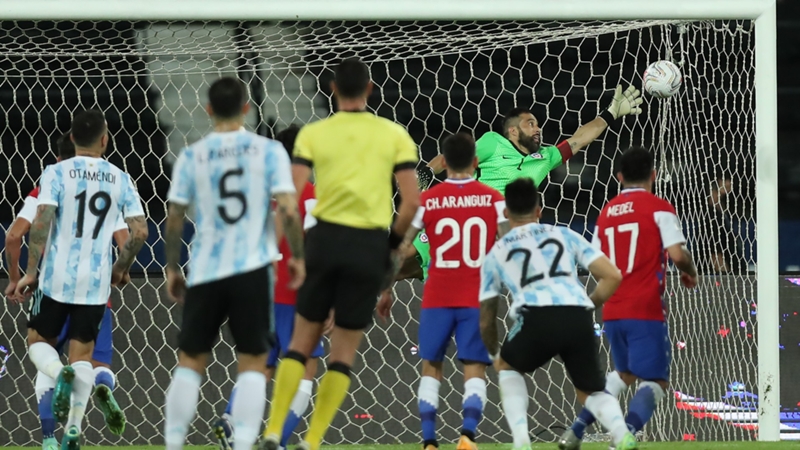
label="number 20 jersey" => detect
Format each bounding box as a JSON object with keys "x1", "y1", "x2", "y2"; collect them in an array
[
  {"x1": 411, "y1": 178, "x2": 506, "y2": 309},
  {"x1": 167, "y1": 130, "x2": 295, "y2": 287},
  {"x1": 479, "y1": 223, "x2": 603, "y2": 315},
  {"x1": 38, "y1": 156, "x2": 144, "y2": 305}
]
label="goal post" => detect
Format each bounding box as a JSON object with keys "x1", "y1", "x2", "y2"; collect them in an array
[{"x1": 0, "y1": 0, "x2": 780, "y2": 444}]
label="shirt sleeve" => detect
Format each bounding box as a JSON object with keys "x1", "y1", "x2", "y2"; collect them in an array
[
  {"x1": 16, "y1": 195, "x2": 39, "y2": 223},
  {"x1": 493, "y1": 190, "x2": 507, "y2": 224},
  {"x1": 543, "y1": 145, "x2": 565, "y2": 172},
  {"x1": 37, "y1": 166, "x2": 62, "y2": 207},
  {"x1": 120, "y1": 173, "x2": 145, "y2": 219},
  {"x1": 411, "y1": 205, "x2": 426, "y2": 230},
  {"x1": 475, "y1": 132, "x2": 496, "y2": 164},
  {"x1": 167, "y1": 149, "x2": 194, "y2": 205},
  {"x1": 292, "y1": 127, "x2": 313, "y2": 167},
  {"x1": 394, "y1": 128, "x2": 419, "y2": 172},
  {"x1": 303, "y1": 198, "x2": 318, "y2": 230},
  {"x1": 479, "y1": 250, "x2": 503, "y2": 301},
  {"x1": 114, "y1": 214, "x2": 128, "y2": 232},
  {"x1": 270, "y1": 143, "x2": 296, "y2": 194},
  {"x1": 591, "y1": 225, "x2": 601, "y2": 249},
  {"x1": 568, "y1": 228, "x2": 604, "y2": 269},
  {"x1": 654, "y1": 209, "x2": 687, "y2": 248}
]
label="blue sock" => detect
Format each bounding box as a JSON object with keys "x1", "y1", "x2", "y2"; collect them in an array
[
  {"x1": 94, "y1": 368, "x2": 115, "y2": 390},
  {"x1": 419, "y1": 399, "x2": 437, "y2": 442},
  {"x1": 224, "y1": 387, "x2": 237, "y2": 416},
  {"x1": 280, "y1": 410, "x2": 303, "y2": 447},
  {"x1": 570, "y1": 407, "x2": 597, "y2": 439},
  {"x1": 462, "y1": 393, "x2": 483, "y2": 436},
  {"x1": 418, "y1": 376, "x2": 440, "y2": 445},
  {"x1": 39, "y1": 389, "x2": 56, "y2": 440},
  {"x1": 626, "y1": 385, "x2": 658, "y2": 433}
]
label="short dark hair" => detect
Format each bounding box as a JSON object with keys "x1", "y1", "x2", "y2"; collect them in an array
[
  {"x1": 56, "y1": 132, "x2": 75, "y2": 159},
  {"x1": 209, "y1": 77, "x2": 248, "y2": 119},
  {"x1": 618, "y1": 146, "x2": 654, "y2": 183},
  {"x1": 504, "y1": 177, "x2": 540, "y2": 215},
  {"x1": 275, "y1": 124, "x2": 301, "y2": 156},
  {"x1": 442, "y1": 132, "x2": 476, "y2": 171},
  {"x1": 334, "y1": 58, "x2": 370, "y2": 99},
  {"x1": 71, "y1": 110, "x2": 107, "y2": 147},
  {"x1": 502, "y1": 107, "x2": 533, "y2": 137}
]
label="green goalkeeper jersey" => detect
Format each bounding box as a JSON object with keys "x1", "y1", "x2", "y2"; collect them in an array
[
  {"x1": 475, "y1": 131, "x2": 564, "y2": 191},
  {"x1": 412, "y1": 231, "x2": 431, "y2": 281}
]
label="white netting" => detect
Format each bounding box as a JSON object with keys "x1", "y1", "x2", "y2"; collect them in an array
[{"x1": 0, "y1": 19, "x2": 757, "y2": 445}]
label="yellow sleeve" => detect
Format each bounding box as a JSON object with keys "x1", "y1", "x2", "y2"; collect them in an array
[
  {"x1": 293, "y1": 126, "x2": 313, "y2": 164},
  {"x1": 394, "y1": 126, "x2": 419, "y2": 169}
]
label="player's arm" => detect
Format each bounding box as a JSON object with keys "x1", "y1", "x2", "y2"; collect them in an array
[
  {"x1": 564, "y1": 85, "x2": 643, "y2": 154},
  {"x1": 395, "y1": 243, "x2": 423, "y2": 281},
  {"x1": 655, "y1": 208, "x2": 698, "y2": 287},
  {"x1": 115, "y1": 215, "x2": 148, "y2": 272},
  {"x1": 667, "y1": 243, "x2": 697, "y2": 277},
  {"x1": 24, "y1": 204, "x2": 56, "y2": 277},
  {"x1": 587, "y1": 256, "x2": 623, "y2": 307},
  {"x1": 4, "y1": 217, "x2": 30, "y2": 284},
  {"x1": 274, "y1": 192, "x2": 303, "y2": 260},
  {"x1": 164, "y1": 203, "x2": 186, "y2": 274}
]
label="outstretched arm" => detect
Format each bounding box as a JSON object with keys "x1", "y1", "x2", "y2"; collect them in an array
[{"x1": 565, "y1": 85, "x2": 643, "y2": 155}]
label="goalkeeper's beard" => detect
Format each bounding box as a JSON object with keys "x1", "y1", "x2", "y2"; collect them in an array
[{"x1": 518, "y1": 134, "x2": 541, "y2": 154}]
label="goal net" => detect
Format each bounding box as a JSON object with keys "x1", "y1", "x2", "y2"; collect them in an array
[{"x1": 0, "y1": 19, "x2": 759, "y2": 445}]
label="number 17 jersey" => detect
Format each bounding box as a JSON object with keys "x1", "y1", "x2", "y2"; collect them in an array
[
  {"x1": 411, "y1": 178, "x2": 506, "y2": 308},
  {"x1": 168, "y1": 130, "x2": 296, "y2": 287}
]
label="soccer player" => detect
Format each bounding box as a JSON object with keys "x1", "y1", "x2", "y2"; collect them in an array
[
  {"x1": 162, "y1": 77, "x2": 305, "y2": 450},
  {"x1": 478, "y1": 178, "x2": 638, "y2": 450},
  {"x1": 213, "y1": 124, "x2": 325, "y2": 450},
  {"x1": 398, "y1": 132, "x2": 508, "y2": 450},
  {"x1": 427, "y1": 86, "x2": 643, "y2": 191},
  {"x1": 559, "y1": 147, "x2": 698, "y2": 450},
  {"x1": 260, "y1": 57, "x2": 420, "y2": 450},
  {"x1": 14, "y1": 109, "x2": 149, "y2": 449},
  {"x1": 4, "y1": 132, "x2": 129, "y2": 450}
]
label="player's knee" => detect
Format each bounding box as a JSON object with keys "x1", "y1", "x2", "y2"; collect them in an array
[
  {"x1": 421, "y1": 360, "x2": 444, "y2": 379},
  {"x1": 462, "y1": 362, "x2": 486, "y2": 380},
  {"x1": 617, "y1": 371, "x2": 638, "y2": 386}
]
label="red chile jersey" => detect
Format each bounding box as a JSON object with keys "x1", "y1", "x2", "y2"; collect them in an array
[
  {"x1": 274, "y1": 182, "x2": 316, "y2": 305},
  {"x1": 593, "y1": 188, "x2": 687, "y2": 322},
  {"x1": 411, "y1": 178, "x2": 506, "y2": 309}
]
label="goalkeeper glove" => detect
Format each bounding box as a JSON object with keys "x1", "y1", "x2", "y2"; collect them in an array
[{"x1": 604, "y1": 85, "x2": 643, "y2": 120}]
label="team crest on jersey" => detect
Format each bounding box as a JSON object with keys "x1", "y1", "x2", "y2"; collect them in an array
[
  {"x1": 419, "y1": 233, "x2": 429, "y2": 243},
  {"x1": 530, "y1": 153, "x2": 544, "y2": 159}
]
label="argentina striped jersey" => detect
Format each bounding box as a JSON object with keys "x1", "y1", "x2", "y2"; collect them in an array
[
  {"x1": 38, "y1": 156, "x2": 144, "y2": 305},
  {"x1": 167, "y1": 129, "x2": 295, "y2": 287},
  {"x1": 479, "y1": 223, "x2": 603, "y2": 314}
]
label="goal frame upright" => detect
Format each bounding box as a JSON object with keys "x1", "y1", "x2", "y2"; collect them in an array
[{"x1": 2, "y1": 0, "x2": 780, "y2": 441}]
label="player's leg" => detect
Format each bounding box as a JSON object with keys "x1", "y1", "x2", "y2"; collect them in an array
[
  {"x1": 164, "y1": 281, "x2": 227, "y2": 450},
  {"x1": 32, "y1": 317, "x2": 70, "y2": 450},
  {"x1": 279, "y1": 334, "x2": 323, "y2": 449},
  {"x1": 63, "y1": 303, "x2": 108, "y2": 449},
  {"x1": 563, "y1": 320, "x2": 632, "y2": 448},
  {"x1": 417, "y1": 307, "x2": 456, "y2": 450},
  {"x1": 621, "y1": 320, "x2": 670, "y2": 435},
  {"x1": 559, "y1": 308, "x2": 636, "y2": 450},
  {"x1": 90, "y1": 306, "x2": 125, "y2": 435},
  {"x1": 454, "y1": 308, "x2": 491, "y2": 450}
]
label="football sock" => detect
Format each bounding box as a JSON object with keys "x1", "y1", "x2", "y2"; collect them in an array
[
  {"x1": 93, "y1": 366, "x2": 115, "y2": 390},
  {"x1": 461, "y1": 377, "x2": 486, "y2": 439},
  {"x1": 231, "y1": 371, "x2": 267, "y2": 450},
  {"x1": 281, "y1": 379, "x2": 314, "y2": 447},
  {"x1": 417, "y1": 376, "x2": 441, "y2": 445},
  {"x1": 65, "y1": 361, "x2": 94, "y2": 432},
  {"x1": 570, "y1": 371, "x2": 628, "y2": 439},
  {"x1": 29, "y1": 342, "x2": 64, "y2": 380},
  {"x1": 304, "y1": 362, "x2": 351, "y2": 450},
  {"x1": 35, "y1": 371, "x2": 57, "y2": 440},
  {"x1": 264, "y1": 352, "x2": 306, "y2": 438},
  {"x1": 584, "y1": 391, "x2": 629, "y2": 445},
  {"x1": 625, "y1": 381, "x2": 665, "y2": 433},
  {"x1": 498, "y1": 370, "x2": 530, "y2": 448},
  {"x1": 164, "y1": 367, "x2": 202, "y2": 450}
]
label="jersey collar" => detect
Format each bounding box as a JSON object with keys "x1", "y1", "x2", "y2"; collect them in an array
[
  {"x1": 444, "y1": 178, "x2": 476, "y2": 184},
  {"x1": 621, "y1": 188, "x2": 646, "y2": 193}
]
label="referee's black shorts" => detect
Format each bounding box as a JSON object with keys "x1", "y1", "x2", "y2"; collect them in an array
[
  {"x1": 296, "y1": 219, "x2": 391, "y2": 330},
  {"x1": 500, "y1": 305, "x2": 605, "y2": 393}
]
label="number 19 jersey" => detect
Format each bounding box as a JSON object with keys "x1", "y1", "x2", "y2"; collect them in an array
[
  {"x1": 480, "y1": 223, "x2": 603, "y2": 315},
  {"x1": 168, "y1": 130, "x2": 296, "y2": 287},
  {"x1": 411, "y1": 178, "x2": 506, "y2": 308},
  {"x1": 38, "y1": 156, "x2": 144, "y2": 305}
]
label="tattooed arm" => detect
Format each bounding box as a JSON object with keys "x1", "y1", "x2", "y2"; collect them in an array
[
  {"x1": 479, "y1": 296, "x2": 501, "y2": 357},
  {"x1": 164, "y1": 203, "x2": 187, "y2": 272},
  {"x1": 274, "y1": 192, "x2": 303, "y2": 259},
  {"x1": 24, "y1": 205, "x2": 56, "y2": 276},
  {"x1": 114, "y1": 215, "x2": 148, "y2": 271},
  {"x1": 380, "y1": 224, "x2": 419, "y2": 291}
]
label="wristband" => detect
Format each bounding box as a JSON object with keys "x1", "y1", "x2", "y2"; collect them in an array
[
  {"x1": 388, "y1": 229, "x2": 404, "y2": 250},
  {"x1": 600, "y1": 109, "x2": 616, "y2": 125}
]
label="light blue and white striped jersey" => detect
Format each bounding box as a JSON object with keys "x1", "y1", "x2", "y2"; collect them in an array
[
  {"x1": 479, "y1": 223, "x2": 604, "y2": 314},
  {"x1": 38, "y1": 156, "x2": 144, "y2": 305},
  {"x1": 167, "y1": 129, "x2": 295, "y2": 287}
]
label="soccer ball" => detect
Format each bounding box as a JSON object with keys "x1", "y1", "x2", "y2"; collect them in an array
[{"x1": 643, "y1": 60, "x2": 682, "y2": 99}]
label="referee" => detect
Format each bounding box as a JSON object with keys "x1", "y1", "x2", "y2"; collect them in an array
[{"x1": 261, "y1": 58, "x2": 421, "y2": 450}]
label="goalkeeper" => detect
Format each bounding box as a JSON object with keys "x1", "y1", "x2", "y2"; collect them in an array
[{"x1": 428, "y1": 85, "x2": 643, "y2": 191}]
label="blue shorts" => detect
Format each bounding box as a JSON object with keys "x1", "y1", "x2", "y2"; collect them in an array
[
  {"x1": 604, "y1": 319, "x2": 671, "y2": 381},
  {"x1": 54, "y1": 306, "x2": 114, "y2": 366},
  {"x1": 268, "y1": 303, "x2": 324, "y2": 367},
  {"x1": 418, "y1": 307, "x2": 491, "y2": 364}
]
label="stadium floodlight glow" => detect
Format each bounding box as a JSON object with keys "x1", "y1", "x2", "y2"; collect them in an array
[{"x1": 0, "y1": 0, "x2": 780, "y2": 444}]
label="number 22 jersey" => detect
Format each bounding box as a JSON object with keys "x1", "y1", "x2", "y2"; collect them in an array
[
  {"x1": 411, "y1": 178, "x2": 506, "y2": 309},
  {"x1": 168, "y1": 130, "x2": 295, "y2": 287}
]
